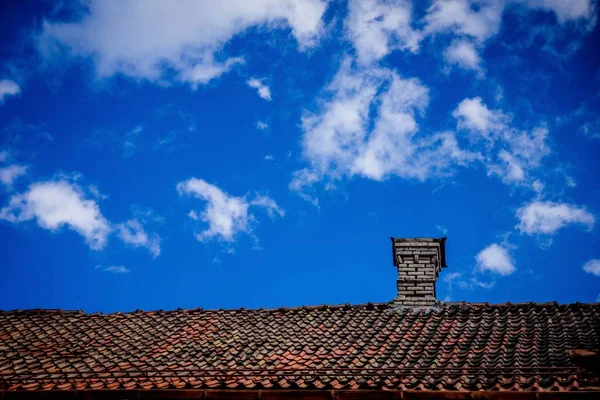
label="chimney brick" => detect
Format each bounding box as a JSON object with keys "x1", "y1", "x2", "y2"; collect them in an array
[{"x1": 391, "y1": 237, "x2": 447, "y2": 307}]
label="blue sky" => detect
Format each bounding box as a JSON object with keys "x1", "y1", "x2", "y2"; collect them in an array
[{"x1": 0, "y1": 0, "x2": 599, "y2": 312}]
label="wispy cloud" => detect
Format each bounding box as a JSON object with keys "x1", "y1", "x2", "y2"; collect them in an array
[
  {"x1": 583, "y1": 259, "x2": 600, "y2": 276},
  {"x1": 453, "y1": 97, "x2": 509, "y2": 136},
  {"x1": 453, "y1": 97, "x2": 551, "y2": 190},
  {"x1": 122, "y1": 125, "x2": 144, "y2": 158},
  {"x1": 436, "y1": 225, "x2": 448, "y2": 235},
  {"x1": 443, "y1": 270, "x2": 495, "y2": 298},
  {"x1": 0, "y1": 79, "x2": 20, "y2": 103},
  {"x1": 177, "y1": 178, "x2": 283, "y2": 244},
  {"x1": 0, "y1": 164, "x2": 27, "y2": 189},
  {"x1": 96, "y1": 265, "x2": 130, "y2": 274},
  {"x1": 39, "y1": 1, "x2": 327, "y2": 86},
  {"x1": 0, "y1": 167, "x2": 167, "y2": 256},
  {"x1": 516, "y1": 200, "x2": 595, "y2": 235},
  {"x1": 422, "y1": 0, "x2": 595, "y2": 71},
  {"x1": 247, "y1": 78, "x2": 271, "y2": 101},
  {"x1": 343, "y1": 0, "x2": 596, "y2": 88},
  {"x1": 580, "y1": 118, "x2": 600, "y2": 141},
  {"x1": 256, "y1": 121, "x2": 268, "y2": 130},
  {"x1": 423, "y1": 0, "x2": 505, "y2": 43},
  {"x1": 291, "y1": 58, "x2": 478, "y2": 203},
  {"x1": 249, "y1": 195, "x2": 285, "y2": 218},
  {"x1": 444, "y1": 40, "x2": 483, "y2": 76},
  {"x1": 116, "y1": 219, "x2": 161, "y2": 258},
  {"x1": 346, "y1": 0, "x2": 420, "y2": 64}
]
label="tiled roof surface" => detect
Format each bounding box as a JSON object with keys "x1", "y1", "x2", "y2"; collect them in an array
[{"x1": 1, "y1": 302, "x2": 599, "y2": 392}]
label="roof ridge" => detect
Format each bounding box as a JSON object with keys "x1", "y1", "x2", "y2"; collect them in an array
[
  {"x1": 0, "y1": 302, "x2": 393, "y2": 316},
  {"x1": 1, "y1": 301, "x2": 598, "y2": 316},
  {"x1": 444, "y1": 301, "x2": 600, "y2": 307}
]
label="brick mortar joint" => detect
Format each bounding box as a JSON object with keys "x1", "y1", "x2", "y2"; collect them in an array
[{"x1": 392, "y1": 237, "x2": 447, "y2": 303}]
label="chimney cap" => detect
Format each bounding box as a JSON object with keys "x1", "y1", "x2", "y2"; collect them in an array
[{"x1": 390, "y1": 237, "x2": 447, "y2": 269}]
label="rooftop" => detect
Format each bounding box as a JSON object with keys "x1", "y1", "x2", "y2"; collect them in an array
[{"x1": 1, "y1": 301, "x2": 599, "y2": 392}]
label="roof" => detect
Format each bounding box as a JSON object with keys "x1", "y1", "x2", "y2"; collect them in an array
[{"x1": 1, "y1": 302, "x2": 599, "y2": 393}]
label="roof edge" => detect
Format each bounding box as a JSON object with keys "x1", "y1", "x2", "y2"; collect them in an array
[{"x1": 1, "y1": 301, "x2": 598, "y2": 316}]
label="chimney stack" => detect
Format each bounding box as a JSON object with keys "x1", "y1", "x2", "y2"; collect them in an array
[{"x1": 391, "y1": 237, "x2": 447, "y2": 307}]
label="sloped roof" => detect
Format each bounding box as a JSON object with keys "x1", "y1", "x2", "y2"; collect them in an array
[{"x1": 1, "y1": 302, "x2": 599, "y2": 392}]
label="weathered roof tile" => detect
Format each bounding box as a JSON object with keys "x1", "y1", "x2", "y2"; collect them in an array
[{"x1": 0, "y1": 302, "x2": 599, "y2": 392}]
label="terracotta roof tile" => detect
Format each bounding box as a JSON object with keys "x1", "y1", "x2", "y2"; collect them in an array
[{"x1": 0, "y1": 302, "x2": 599, "y2": 392}]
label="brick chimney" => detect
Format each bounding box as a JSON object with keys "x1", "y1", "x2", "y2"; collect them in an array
[{"x1": 391, "y1": 237, "x2": 447, "y2": 307}]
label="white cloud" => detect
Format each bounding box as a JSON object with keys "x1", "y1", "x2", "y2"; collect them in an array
[
  {"x1": 453, "y1": 97, "x2": 508, "y2": 139},
  {"x1": 0, "y1": 165, "x2": 27, "y2": 188},
  {"x1": 96, "y1": 265, "x2": 130, "y2": 274},
  {"x1": 289, "y1": 168, "x2": 321, "y2": 206},
  {"x1": 177, "y1": 178, "x2": 283, "y2": 243},
  {"x1": 344, "y1": 0, "x2": 594, "y2": 69},
  {"x1": 493, "y1": 150, "x2": 525, "y2": 182},
  {"x1": 116, "y1": 219, "x2": 161, "y2": 258},
  {"x1": 122, "y1": 125, "x2": 144, "y2": 157},
  {"x1": 443, "y1": 271, "x2": 462, "y2": 285},
  {"x1": 0, "y1": 180, "x2": 111, "y2": 249},
  {"x1": 40, "y1": 0, "x2": 327, "y2": 86},
  {"x1": 423, "y1": 0, "x2": 595, "y2": 73},
  {"x1": 178, "y1": 179, "x2": 248, "y2": 242},
  {"x1": 249, "y1": 194, "x2": 285, "y2": 218},
  {"x1": 516, "y1": 200, "x2": 595, "y2": 235},
  {"x1": 444, "y1": 271, "x2": 494, "y2": 292},
  {"x1": 490, "y1": 127, "x2": 550, "y2": 186},
  {"x1": 179, "y1": 57, "x2": 244, "y2": 87},
  {"x1": 256, "y1": 121, "x2": 268, "y2": 130},
  {"x1": 0, "y1": 80, "x2": 20, "y2": 103},
  {"x1": 506, "y1": 127, "x2": 550, "y2": 164},
  {"x1": 423, "y1": 0, "x2": 505, "y2": 43},
  {"x1": 444, "y1": 39, "x2": 483, "y2": 74},
  {"x1": 424, "y1": 1, "x2": 595, "y2": 40},
  {"x1": 524, "y1": 0, "x2": 595, "y2": 24},
  {"x1": 581, "y1": 119, "x2": 600, "y2": 141},
  {"x1": 88, "y1": 184, "x2": 108, "y2": 200},
  {"x1": 468, "y1": 277, "x2": 495, "y2": 289},
  {"x1": 0, "y1": 151, "x2": 7, "y2": 163},
  {"x1": 476, "y1": 243, "x2": 516, "y2": 276},
  {"x1": 346, "y1": 0, "x2": 420, "y2": 64},
  {"x1": 453, "y1": 98, "x2": 550, "y2": 188},
  {"x1": 436, "y1": 224, "x2": 448, "y2": 235},
  {"x1": 247, "y1": 78, "x2": 272, "y2": 100},
  {"x1": 292, "y1": 59, "x2": 478, "y2": 201},
  {"x1": 583, "y1": 259, "x2": 600, "y2": 276},
  {"x1": 264, "y1": 154, "x2": 274, "y2": 161},
  {"x1": 0, "y1": 171, "x2": 163, "y2": 256},
  {"x1": 293, "y1": 68, "x2": 551, "y2": 200},
  {"x1": 344, "y1": 0, "x2": 595, "y2": 69}
]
